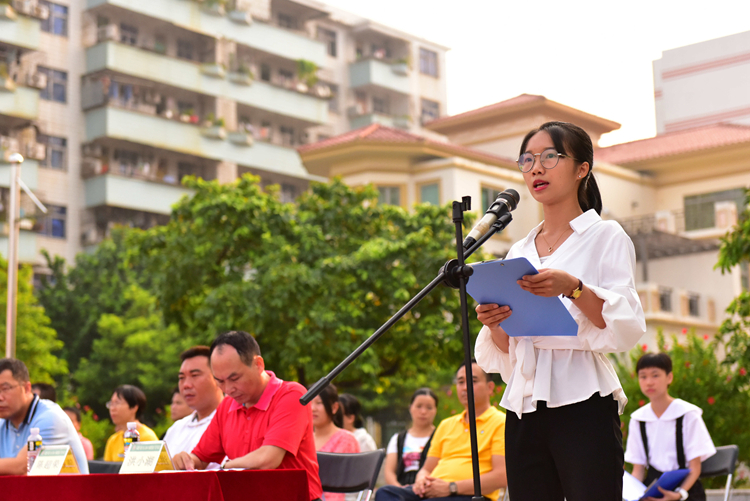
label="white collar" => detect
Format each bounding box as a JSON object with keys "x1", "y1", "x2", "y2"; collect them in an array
[
  {"x1": 524, "y1": 209, "x2": 601, "y2": 243},
  {"x1": 631, "y1": 398, "x2": 703, "y2": 422},
  {"x1": 181, "y1": 409, "x2": 216, "y2": 427}
]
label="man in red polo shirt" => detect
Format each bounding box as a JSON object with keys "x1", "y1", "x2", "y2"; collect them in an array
[{"x1": 172, "y1": 331, "x2": 322, "y2": 501}]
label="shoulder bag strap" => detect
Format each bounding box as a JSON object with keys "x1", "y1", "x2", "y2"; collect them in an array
[
  {"x1": 639, "y1": 420, "x2": 650, "y2": 469},
  {"x1": 395, "y1": 430, "x2": 407, "y2": 480},
  {"x1": 676, "y1": 415, "x2": 686, "y2": 469}
]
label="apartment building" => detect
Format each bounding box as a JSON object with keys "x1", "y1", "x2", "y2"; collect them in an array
[{"x1": 0, "y1": 0, "x2": 448, "y2": 269}]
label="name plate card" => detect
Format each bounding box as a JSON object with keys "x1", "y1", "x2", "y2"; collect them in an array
[
  {"x1": 29, "y1": 445, "x2": 81, "y2": 475},
  {"x1": 119, "y1": 441, "x2": 174, "y2": 474}
]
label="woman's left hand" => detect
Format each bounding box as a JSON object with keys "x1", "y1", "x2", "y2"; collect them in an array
[
  {"x1": 643, "y1": 486, "x2": 682, "y2": 501},
  {"x1": 517, "y1": 268, "x2": 578, "y2": 297}
]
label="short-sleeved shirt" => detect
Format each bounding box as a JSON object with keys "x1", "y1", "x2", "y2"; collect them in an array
[
  {"x1": 386, "y1": 432, "x2": 432, "y2": 473},
  {"x1": 0, "y1": 395, "x2": 89, "y2": 474},
  {"x1": 192, "y1": 372, "x2": 322, "y2": 501},
  {"x1": 427, "y1": 406, "x2": 506, "y2": 501},
  {"x1": 103, "y1": 423, "x2": 159, "y2": 462},
  {"x1": 164, "y1": 409, "x2": 219, "y2": 468},
  {"x1": 625, "y1": 399, "x2": 716, "y2": 472}
]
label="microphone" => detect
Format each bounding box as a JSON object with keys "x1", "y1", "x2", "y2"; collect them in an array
[{"x1": 463, "y1": 189, "x2": 520, "y2": 249}]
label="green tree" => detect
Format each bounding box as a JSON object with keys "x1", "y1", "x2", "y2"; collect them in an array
[
  {"x1": 36, "y1": 229, "x2": 147, "y2": 371},
  {"x1": 0, "y1": 257, "x2": 67, "y2": 382},
  {"x1": 74, "y1": 285, "x2": 190, "y2": 423},
  {"x1": 613, "y1": 331, "x2": 750, "y2": 487},
  {"x1": 716, "y1": 189, "x2": 750, "y2": 369},
  {"x1": 136, "y1": 175, "x2": 483, "y2": 411}
]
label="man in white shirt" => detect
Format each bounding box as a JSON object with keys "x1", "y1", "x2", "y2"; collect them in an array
[{"x1": 164, "y1": 346, "x2": 224, "y2": 464}]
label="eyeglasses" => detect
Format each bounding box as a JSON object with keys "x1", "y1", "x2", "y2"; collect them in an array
[
  {"x1": 0, "y1": 384, "x2": 21, "y2": 395},
  {"x1": 105, "y1": 400, "x2": 125, "y2": 409},
  {"x1": 517, "y1": 148, "x2": 576, "y2": 173}
]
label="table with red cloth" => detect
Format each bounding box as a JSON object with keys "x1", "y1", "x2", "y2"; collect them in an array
[{"x1": 0, "y1": 469, "x2": 309, "y2": 501}]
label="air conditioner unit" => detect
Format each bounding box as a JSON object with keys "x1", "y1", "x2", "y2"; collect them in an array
[
  {"x1": 654, "y1": 210, "x2": 676, "y2": 233},
  {"x1": 81, "y1": 228, "x2": 99, "y2": 246},
  {"x1": 25, "y1": 142, "x2": 46, "y2": 160},
  {"x1": 26, "y1": 71, "x2": 47, "y2": 89},
  {"x1": 34, "y1": 3, "x2": 48, "y2": 19},
  {"x1": 715, "y1": 201, "x2": 738, "y2": 230},
  {"x1": 0, "y1": 135, "x2": 20, "y2": 154},
  {"x1": 347, "y1": 103, "x2": 365, "y2": 117},
  {"x1": 81, "y1": 157, "x2": 102, "y2": 176},
  {"x1": 14, "y1": 0, "x2": 36, "y2": 15},
  {"x1": 97, "y1": 24, "x2": 119, "y2": 42}
]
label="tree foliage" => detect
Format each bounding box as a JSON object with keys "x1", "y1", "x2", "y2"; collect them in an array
[
  {"x1": 39, "y1": 176, "x2": 485, "y2": 416},
  {"x1": 0, "y1": 257, "x2": 66, "y2": 382},
  {"x1": 36, "y1": 230, "x2": 147, "y2": 372},
  {"x1": 136, "y1": 176, "x2": 482, "y2": 410},
  {"x1": 74, "y1": 285, "x2": 189, "y2": 422}
]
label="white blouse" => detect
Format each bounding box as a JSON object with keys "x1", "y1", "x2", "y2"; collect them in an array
[
  {"x1": 625, "y1": 399, "x2": 716, "y2": 472},
  {"x1": 475, "y1": 210, "x2": 647, "y2": 418}
]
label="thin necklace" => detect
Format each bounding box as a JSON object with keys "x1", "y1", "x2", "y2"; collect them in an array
[{"x1": 540, "y1": 225, "x2": 570, "y2": 253}]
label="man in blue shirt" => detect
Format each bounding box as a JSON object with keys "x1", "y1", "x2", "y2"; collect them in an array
[{"x1": 0, "y1": 358, "x2": 89, "y2": 474}]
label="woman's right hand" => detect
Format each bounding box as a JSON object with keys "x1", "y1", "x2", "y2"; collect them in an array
[{"x1": 476, "y1": 304, "x2": 511, "y2": 327}]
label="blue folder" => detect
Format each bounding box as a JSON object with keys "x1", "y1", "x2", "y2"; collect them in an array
[
  {"x1": 641, "y1": 469, "x2": 690, "y2": 500},
  {"x1": 465, "y1": 258, "x2": 578, "y2": 337}
]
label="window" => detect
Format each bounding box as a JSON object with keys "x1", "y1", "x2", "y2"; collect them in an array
[
  {"x1": 372, "y1": 96, "x2": 389, "y2": 115},
  {"x1": 688, "y1": 293, "x2": 700, "y2": 317},
  {"x1": 178, "y1": 162, "x2": 200, "y2": 182},
  {"x1": 421, "y1": 99, "x2": 440, "y2": 124},
  {"x1": 327, "y1": 84, "x2": 339, "y2": 113},
  {"x1": 177, "y1": 40, "x2": 194, "y2": 60},
  {"x1": 420, "y1": 183, "x2": 440, "y2": 205},
  {"x1": 38, "y1": 66, "x2": 67, "y2": 103},
  {"x1": 40, "y1": 1, "x2": 68, "y2": 36},
  {"x1": 280, "y1": 183, "x2": 297, "y2": 204},
  {"x1": 260, "y1": 64, "x2": 271, "y2": 82},
  {"x1": 278, "y1": 69, "x2": 294, "y2": 86},
  {"x1": 280, "y1": 126, "x2": 295, "y2": 146},
  {"x1": 378, "y1": 186, "x2": 401, "y2": 206},
  {"x1": 119, "y1": 23, "x2": 138, "y2": 46},
  {"x1": 316, "y1": 27, "x2": 337, "y2": 57},
  {"x1": 37, "y1": 134, "x2": 67, "y2": 170},
  {"x1": 36, "y1": 205, "x2": 66, "y2": 239},
  {"x1": 659, "y1": 287, "x2": 672, "y2": 312},
  {"x1": 481, "y1": 186, "x2": 502, "y2": 211},
  {"x1": 419, "y1": 48, "x2": 438, "y2": 77},
  {"x1": 684, "y1": 188, "x2": 745, "y2": 231},
  {"x1": 277, "y1": 13, "x2": 297, "y2": 30}
]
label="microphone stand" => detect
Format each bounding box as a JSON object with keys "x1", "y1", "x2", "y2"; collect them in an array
[{"x1": 301, "y1": 197, "x2": 512, "y2": 500}]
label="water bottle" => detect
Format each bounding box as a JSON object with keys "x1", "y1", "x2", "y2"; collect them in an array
[
  {"x1": 123, "y1": 422, "x2": 140, "y2": 456},
  {"x1": 26, "y1": 427, "x2": 42, "y2": 473}
]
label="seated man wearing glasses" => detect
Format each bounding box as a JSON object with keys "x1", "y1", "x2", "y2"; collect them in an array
[
  {"x1": 0, "y1": 358, "x2": 89, "y2": 474},
  {"x1": 172, "y1": 331, "x2": 323, "y2": 501}
]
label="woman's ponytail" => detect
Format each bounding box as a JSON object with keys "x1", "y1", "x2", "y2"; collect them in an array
[{"x1": 577, "y1": 169, "x2": 602, "y2": 215}]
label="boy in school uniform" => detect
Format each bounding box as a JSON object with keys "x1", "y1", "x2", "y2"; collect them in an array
[{"x1": 625, "y1": 353, "x2": 716, "y2": 501}]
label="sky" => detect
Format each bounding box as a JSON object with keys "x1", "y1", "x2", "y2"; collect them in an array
[{"x1": 320, "y1": 0, "x2": 749, "y2": 146}]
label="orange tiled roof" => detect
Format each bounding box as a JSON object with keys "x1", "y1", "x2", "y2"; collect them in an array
[
  {"x1": 596, "y1": 123, "x2": 750, "y2": 165},
  {"x1": 297, "y1": 123, "x2": 517, "y2": 167}
]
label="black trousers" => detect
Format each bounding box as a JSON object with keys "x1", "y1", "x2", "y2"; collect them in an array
[{"x1": 505, "y1": 394, "x2": 624, "y2": 501}]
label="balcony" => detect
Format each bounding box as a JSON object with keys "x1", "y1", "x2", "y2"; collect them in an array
[
  {"x1": 84, "y1": 174, "x2": 192, "y2": 215},
  {"x1": 349, "y1": 112, "x2": 411, "y2": 130},
  {"x1": 0, "y1": 230, "x2": 38, "y2": 263},
  {"x1": 0, "y1": 11, "x2": 41, "y2": 50},
  {"x1": 0, "y1": 85, "x2": 39, "y2": 121},
  {"x1": 349, "y1": 59, "x2": 411, "y2": 95},
  {"x1": 0, "y1": 159, "x2": 39, "y2": 190},
  {"x1": 86, "y1": 0, "x2": 327, "y2": 66},
  {"x1": 85, "y1": 42, "x2": 328, "y2": 125},
  {"x1": 84, "y1": 106, "x2": 310, "y2": 179}
]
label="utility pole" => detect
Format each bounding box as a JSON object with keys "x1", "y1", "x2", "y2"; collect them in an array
[
  {"x1": 4, "y1": 153, "x2": 47, "y2": 358},
  {"x1": 5, "y1": 152, "x2": 22, "y2": 358}
]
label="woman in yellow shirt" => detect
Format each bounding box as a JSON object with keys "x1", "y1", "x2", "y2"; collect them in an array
[{"x1": 103, "y1": 384, "x2": 159, "y2": 461}]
